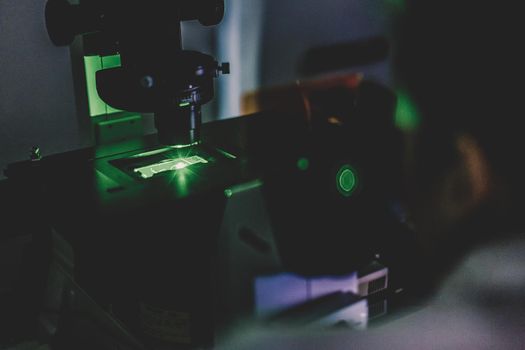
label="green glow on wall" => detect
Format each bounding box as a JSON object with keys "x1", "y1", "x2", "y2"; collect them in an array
[
  {"x1": 395, "y1": 90, "x2": 421, "y2": 131},
  {"x1": 134, "y1": 155, "x2": 208, "y2": 179},
  {"x1": 297, "y1": 157, "x2": 310, "y2": 171},
  {"x1": 84, "y1": 54, "x2": 122, "y2": 117},
  {"x1": 336, "y1": 165, "x2": 358, "y2": 197}
]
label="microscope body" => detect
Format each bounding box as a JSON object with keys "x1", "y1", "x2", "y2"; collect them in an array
[
  {"x1": 46, "y1": 0, "x2": 229, "y2": 145},
  {"x1": 0, "y1": 1, "x2": 417, "y2": 348}
]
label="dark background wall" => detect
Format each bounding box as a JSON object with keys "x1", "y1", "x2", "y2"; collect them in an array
[
  {"x1": 0, "y1": 0, "x2": 80, "y2": 178},
  {"x1": 259, "y1": 0, "x2": 390, "y2": 87},
  {"x1": 216, "y1": 0, "x2": 391, "y2": 118}
]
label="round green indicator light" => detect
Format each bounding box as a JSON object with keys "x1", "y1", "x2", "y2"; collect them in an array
[
  {"x1": 297, "y1": 157, "x2": 310, "y2": 171},
  {"x1": 336, "y1": 165, "x2": 358, "y2": 197}
]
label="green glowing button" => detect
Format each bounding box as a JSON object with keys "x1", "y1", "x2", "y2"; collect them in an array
[
  {"x1": 134, "y1": 156, "x2": 208, "y2": 179},
  {"x1": 336, "y1": 165, "x2": 358, "y2": 197},
  {"x1": 297, "y1": 157, "x2": 310, "y2": 171},
  {"x1": 395, "y1": 90, "x2": 421, "y2": 131}
]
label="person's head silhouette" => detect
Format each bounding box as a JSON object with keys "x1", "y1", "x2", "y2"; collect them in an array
[{"x1": 393, "y1": 0, "x2": 525, "y2": 279}]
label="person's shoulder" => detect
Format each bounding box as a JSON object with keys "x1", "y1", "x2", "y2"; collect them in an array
[{"x1": 438, "y1": 235, "x2": 525, "y2": 307}]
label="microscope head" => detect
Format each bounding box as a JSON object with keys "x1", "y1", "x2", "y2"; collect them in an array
[{"x1": 45, "y1": 0, "x2": 229, "y2": 146}]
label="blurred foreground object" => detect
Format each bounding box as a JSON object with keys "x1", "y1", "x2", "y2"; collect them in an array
[{"x1": 242, "y1": 74, "x2": 414, "y2": 278}]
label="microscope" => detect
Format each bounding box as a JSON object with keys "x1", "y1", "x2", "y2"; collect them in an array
[
  {"x1": 46, "y1": 0, "x2": 230, "y2": 146},
  {"x1": 0, "y1": 1, "x2": 418, "y2": 348}
]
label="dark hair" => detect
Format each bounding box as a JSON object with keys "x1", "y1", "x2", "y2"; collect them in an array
[{"x1": 392, "y1": 0, "x2": 525, "y2": 225}]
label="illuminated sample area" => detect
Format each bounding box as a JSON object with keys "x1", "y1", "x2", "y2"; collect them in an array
[
  {"x1": 134, "y1": 156, "x2": 208, "y2": 179},
  {"x1": 336, "y1": 165, "x2": 358, "y2": 197},
  {"x1": 131, "y1": 143, "x2": 201, "y2": 159}
]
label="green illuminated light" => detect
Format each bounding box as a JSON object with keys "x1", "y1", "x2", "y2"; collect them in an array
[
  {"x1": 297, "y1": 157, "x2": 310, "y2": 171},
  {"x1": 395, "y1": 90, "x2": 421, "y2": 131},
  {"x1": 336, "y1": 165, "x2": 358, "y2": 197},
  {"x1": 174, "y1": 170, "x2": 190, "y2": 197},
  {"x1": 179, "y1": 102, "x2": 191, "y2": 107},
  {"x1": 134, "y1": 156, "x2": 208, "y2": 179},
  {"x1": 174, "y1": 162, "x2": 187, "y2": 170},
  {"x1": 102, "y1": 55, "x2": 122, "y2": 114},
  {"x1": 84, "y1": 56, "x2": 104, "y2": 117}
]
